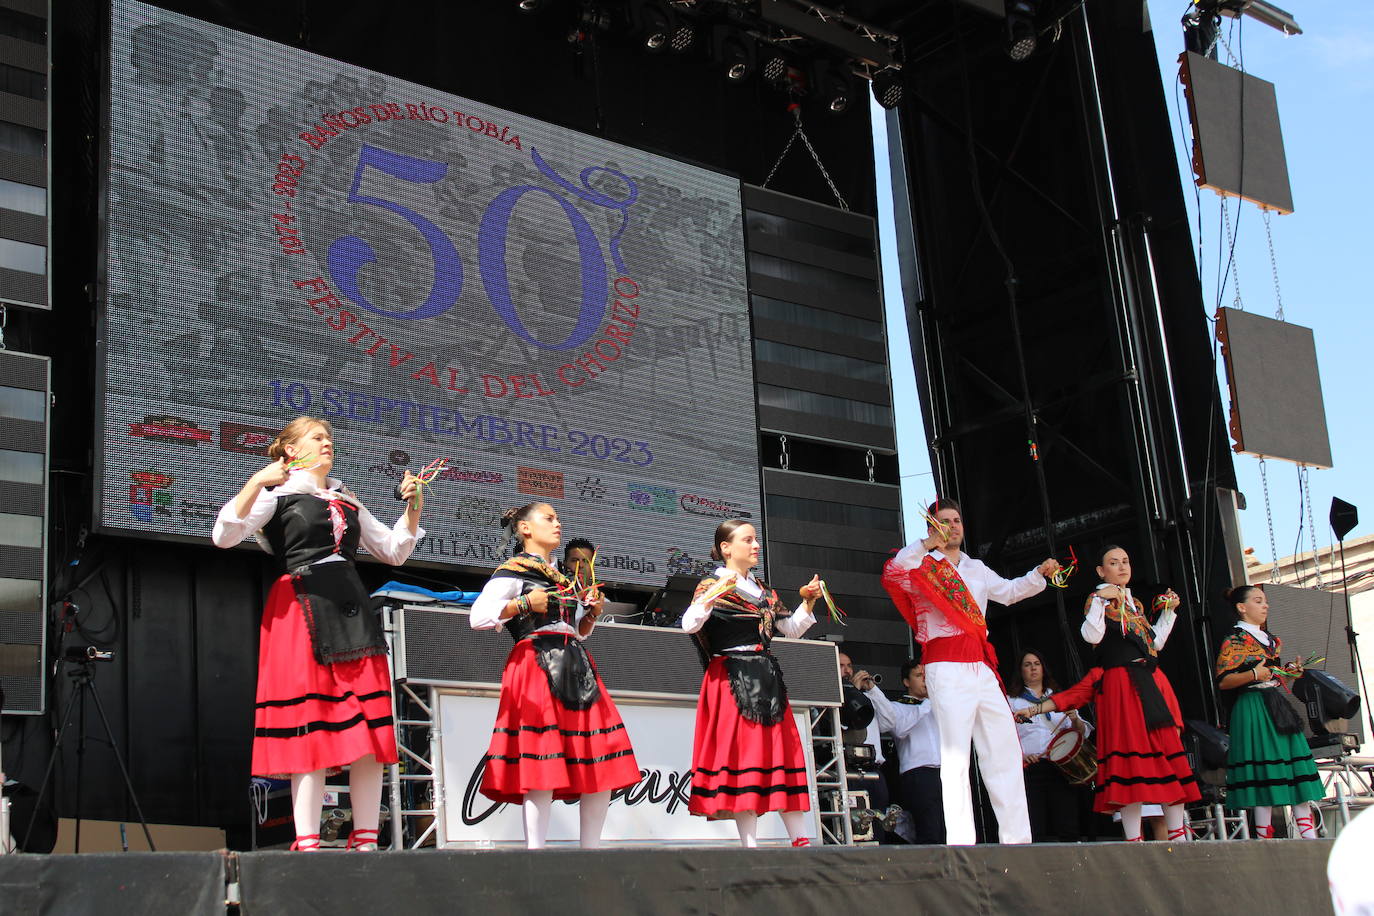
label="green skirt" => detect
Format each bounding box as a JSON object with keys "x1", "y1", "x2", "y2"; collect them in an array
[{"x1": 1225, "y1": 689, "x2": 1324, "y2": 809}]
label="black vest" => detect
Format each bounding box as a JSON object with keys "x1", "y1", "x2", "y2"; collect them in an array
[
  {"x1": 490, "y1": 556, "x2": 577, "y2": 641},
  {"x1": 261, "y1": 491, "x2": 382, "y2": 665},
  {"x1": 1095, "y1": 622, "x2": 1154, "y2": 668},
  {"x1": 261, "y1": 493, "x2": 361, "y2": 573},
  {"x1": 700, "y1": 604, "x2": 775, "y2": 655}
]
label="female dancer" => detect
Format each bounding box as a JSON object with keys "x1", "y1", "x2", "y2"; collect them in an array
[
  {"x1": 1016, "y1": 545, "x2": 1200, "y2": 841},
  {"x1": 470, "y1": 502, "x2": 640, "y2": 849},
  {"x1": 1007, "y1": 648, "x2": 1091, "y2": 842},
  {"x1": 212, "y1": 416, "x2": 423, "y2": 852},
  {"x1": 682, "y1": 518, "x2": 822, "y2": 847},
  {"x1": 1216, "y1": 585, "x2": 1322, "y2": 838}
]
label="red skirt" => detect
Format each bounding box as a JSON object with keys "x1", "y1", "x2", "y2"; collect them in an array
[
  {"x1": 1092, "y1": 666, "x2": 1200, "y2": 812},
  {"x1": 252, "y1": 575, "x2": 398, "y2": 777},
  {"x1": 689, "y1": 656, "x2": 811, "y2": 817},
  {"x1": 480, "y1": 637, "x2": 641, "y2": 804}
]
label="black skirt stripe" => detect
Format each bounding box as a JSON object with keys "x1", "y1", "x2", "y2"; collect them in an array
[
  {"x1": 1228, "y1": 772, "x2": 1322, "y2": 791},
  {"x1": 493, "y1": 723, "x2": 627, "y2": 738},
  {"x1": 690, "y1": 784, "x2": 810, "y2": 798},
  {"x1": 1099, "y1": 749, "x2": 1189, "y2": 762},
  {"x1": 255, "y1": 689, "x2": 391, "y2": 710},
  {"x1": 1095, "y1": 773, "x2": 1198, "y2": 791},
  {"x1": 1229, "y1": 754, "x2": 1316, "y2": 768},
  {"x1": 255, "y1": 712, "x2": 393, "y2": 739},
  {"x1": 486, "y1": 748, "x2": 636, "y2": 766},
  {"x1": 693, "y1": 765, "x2": 810, "y2": 777}
]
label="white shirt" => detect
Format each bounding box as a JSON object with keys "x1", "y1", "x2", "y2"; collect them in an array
[
  {"x1": 470, "y1": 569, "x2": 595, "y2": 641},
  {"x1": 1082, "y1": 584, "x2": 1177, "y2": 650},
  {"x1": 212, "y1": 470, "x2": 423, "y2": 566},
  {"x1": 680, "y1": 567, "x2": 815, "y2": 650},
  {"x1": 865, "y1": 687, "x2": 941, "y2": 772},
  {"x1": 889, "y1": 544, "x2": 1046, "y2": 641},
  {"x1": 1008, "y1": 688, "x2": 1093, "y2": 757}
]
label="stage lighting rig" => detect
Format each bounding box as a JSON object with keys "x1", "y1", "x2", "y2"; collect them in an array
[
  {"x1": 1005, "y1": 0, "x2": 1038, "y2": 62},
  {"x1": 713, "y1": 26, "x2": 757, "y2": 82},
  {"x1": 810, "y1": 59, "x2": 854, "y2": 114},
  {"x1": 869, "y1": 66, "x2": 902, "y2": 110},
  {"x1": 1216, "y1": 0, "x2": 1301, "y2": 36},
  {"x1": 756, "y1": 0, "x2": 897, "y2": 69}
]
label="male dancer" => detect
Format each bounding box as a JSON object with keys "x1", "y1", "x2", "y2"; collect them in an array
[{"x1": 881, "y1": 499, "x2": 1059, "y2": 845}]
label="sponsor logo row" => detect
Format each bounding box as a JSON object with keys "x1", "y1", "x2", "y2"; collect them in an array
[{"x1": 124, "y1": 415, "x2": 752, "y2": 522}]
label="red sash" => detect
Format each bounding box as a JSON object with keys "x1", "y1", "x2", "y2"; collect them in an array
[{"x1": 882, "y1": 554, "x2": 1001, "y2": 682}]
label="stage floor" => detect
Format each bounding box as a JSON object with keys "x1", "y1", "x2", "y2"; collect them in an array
[{"x1": 0, "y1": 839, "x2": 1334, "y2": 915}]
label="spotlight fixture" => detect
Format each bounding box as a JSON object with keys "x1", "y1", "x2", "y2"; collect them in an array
[
  {"x1": 631, "y1": 0, "x2": 674, "y2": 53},
  {"x1": 760, "y1": 49, "x2": 790, "y2": 87},
  {"x1": 714, "y1": 27, "x2": 756, "y2": 83},
  {"x1": 517, "y1": 0, "x2": 543, "y2": 11},
  {"x1": 870, "y1": 67, "x2": 902, "y2": 110},
  {"x1": 811, "y1": 60, "x2": 855, "y2": 115},
  {"x1": 669, "y1": 23, "x2": 695, "y2": 54},
  {"x1": 1006, "y1": 0, "x2": 1038, "y2": 62}
]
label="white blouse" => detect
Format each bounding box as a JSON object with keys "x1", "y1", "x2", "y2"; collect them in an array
[
  {"x1": 1082, "y1": 584, "x2": 1177, "y2": 650},
  {"x1": 212, "y1": 470, "x2": 423, "y2": 567},
  {"x1": 680, "y1": 567, "x2": 815, "y2": 648},
  {"x1": 469, "y1": 569, "x2": 594, "y2": 641}
]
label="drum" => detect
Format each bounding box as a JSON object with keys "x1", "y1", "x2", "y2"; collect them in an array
[{"x1": 1045, "y1": 726, "x2": 1097, "y2": 785}]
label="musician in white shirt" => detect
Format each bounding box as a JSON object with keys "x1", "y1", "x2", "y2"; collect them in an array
[
  {"x1": 1007, "y1": 649, "x2": 1091, "y2": 842},
  {"x1": 856, "y1": 660, "x2": 945, "y2": 844}
]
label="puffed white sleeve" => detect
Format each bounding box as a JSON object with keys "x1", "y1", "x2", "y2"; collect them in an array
[
  {"x1": 681, "y1": 598, "x2": 712, "y2": 634},
  {"x1": 212, "y1": 487, "x2": 277, "y2": 548},
  {"x1": 355, "y1": 502, "x2": 425, "y2": 566},
  {"x1": 470, "y1": 577, "x2": 522, "y2": 630},
  {"x1": 1082, "y1": 595, "x2": 1107, "y2": 645},
  {"x1": 776, "y1": 601, "x2": 815, "y2": 639},
  {"x1": 1152, "y1": 605, "x2": 1178, "y2": 650}
]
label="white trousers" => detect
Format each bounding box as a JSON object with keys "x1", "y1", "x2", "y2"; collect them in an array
[{"x1": 925, "y1": 661, "x2": 1031, "y2": 845}]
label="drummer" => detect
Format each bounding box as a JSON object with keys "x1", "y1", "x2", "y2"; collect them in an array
[{"x1": 1007, "y1": 649, "x2": 1092, "y2": 843}]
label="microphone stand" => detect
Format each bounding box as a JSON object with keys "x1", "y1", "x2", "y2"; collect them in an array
[{"x1": 1334, "y1": 535, "x2": 1373, "y2": 742}]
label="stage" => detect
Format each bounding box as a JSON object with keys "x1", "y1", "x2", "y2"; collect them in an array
[{"x1": 0, "y1": 840, "x2": 1333, "y2": 915}]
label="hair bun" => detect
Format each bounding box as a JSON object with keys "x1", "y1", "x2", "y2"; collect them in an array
[{"x1": 500, "y1": 507, "x2": 522, "y2": 528}]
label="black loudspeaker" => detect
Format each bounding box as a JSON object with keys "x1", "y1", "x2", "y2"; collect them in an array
[
  {"x1": 1185, "y1": 719, "x2": 1230, "y2": 771},
  {"x1": 1331, "y1": 498, "x2": 1359, "y2": 541},
  {"x1": 1294, "y1": 670, "x2": 1361, "y2": 734}
]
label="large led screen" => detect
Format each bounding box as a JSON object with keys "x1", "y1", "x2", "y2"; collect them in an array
[{"x1": 98, "y1": 0, "x2": 761, "y2": 587}]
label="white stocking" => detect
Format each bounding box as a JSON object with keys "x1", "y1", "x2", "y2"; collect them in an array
[
  {"x1": 780, "y1": 810, "x2": 809, "y2": 844},
  {"x1": 1119, "y1": 803, "x2": 1143, "y2": 841},
  {"x1": 1252, "y1": 805, "x2": 1273, "y2": 836},
  {"x1": 1164, "y1": 803, "x2": 1190, "y2": 841},
  {"x1": 522, "y1": 790, "x2": 554, "y2": 850},
  {"x1": 735, "y1": 811, "x2": 759, "y2": 848},
  {"x1": 578, "y1": 791, "x2": 612, "y2": 849},
  {"x1": 348, "y1": 755, "x2": 384, "y2": 832},
  {"x1": 1293, "y1": 801, "x2": 1318, "y2": 839},
  {"x1": 290, "y1": 769, "x2": 327, "y2": 839}
]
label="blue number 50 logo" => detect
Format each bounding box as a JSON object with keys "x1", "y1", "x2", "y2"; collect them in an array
[{"x1": 327, "y1": 144, "x2": 637, "y2": 352}]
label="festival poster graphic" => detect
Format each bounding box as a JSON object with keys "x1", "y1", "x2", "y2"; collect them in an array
[{"x1": 98, "y1": 0, "x2": 762, "y2": 587}]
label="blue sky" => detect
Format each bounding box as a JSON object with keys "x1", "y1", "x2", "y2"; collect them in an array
[{"x1": 876, "y1": 3, "x2": 1374, "y2": 577}]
